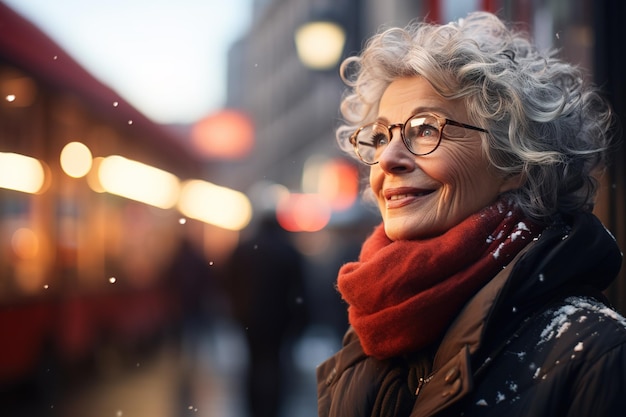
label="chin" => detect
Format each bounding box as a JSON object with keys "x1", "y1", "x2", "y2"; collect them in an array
[
  {"x1": 384, "y1": 221, "x2": 424, "y2": 241},
  {"x1": 383, "y1": 217, "x2": 446, "y2": 241}
]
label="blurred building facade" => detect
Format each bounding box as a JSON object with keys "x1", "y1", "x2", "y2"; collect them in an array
[
  {"x1": 0, "y1": 3, "x2": 217, "y2": 408},
  {"x1": 219, "y1": 0, "x2": 626, "y2": 312},
  {"x1": 0, "y1": 1, "x2": 623, "y2": 415}
]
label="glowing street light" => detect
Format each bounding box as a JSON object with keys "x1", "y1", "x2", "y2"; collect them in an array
[
  {"x1": 97, "y1": 155, "x2": 180, "y2": 209},
  {"x1": 0, "y1": 152, "x2": 45, "y2": 194},
  {"x1": 177, "y1": 179, "x2": 252, "y2": 231},
  {"x1": 295, "y1": 21, "x2": 346, "y2": 70},
  {"x1": 60, "y1": 141, "x2": 93, "y2": 178}
]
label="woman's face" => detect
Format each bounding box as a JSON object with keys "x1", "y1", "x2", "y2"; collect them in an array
[{"x1": 370, "y1": 76, "x2": 518, "y2": 241}]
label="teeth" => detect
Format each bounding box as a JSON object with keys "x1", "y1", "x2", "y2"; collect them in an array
[
  {"x1": 389, "y1": 194, "x2": 409, "y2": 201},
  {"x1": 388, "y1": 191, "x2": 431, "y2": 200}
]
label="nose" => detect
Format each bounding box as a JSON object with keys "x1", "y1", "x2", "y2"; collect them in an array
[{"x1": 378, "y1": 128, "x2": 415, "y2": 173}]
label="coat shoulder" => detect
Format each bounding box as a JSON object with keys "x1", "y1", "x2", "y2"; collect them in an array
[
  {"x1": 460, "y1": 295, "x2": 626, "y2": 417},
  {"x1": 529, "y1": 295, "x2": 626, "y2": 368}
]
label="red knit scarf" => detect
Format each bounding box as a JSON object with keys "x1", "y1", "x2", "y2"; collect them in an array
[{"x1": 337, "y1": 199, "x2": 542, "y2": 360}]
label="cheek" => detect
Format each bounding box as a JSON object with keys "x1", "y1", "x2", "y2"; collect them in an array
[
  {"x1": 425, "y1": 148, "x2": 485, "y2": 190},
  {"x1": 369, "y1": 166, "x2": 381, "y2": 192},
  {"x1": 369, "y1": 168, "x2": 385, "y2": 204}
]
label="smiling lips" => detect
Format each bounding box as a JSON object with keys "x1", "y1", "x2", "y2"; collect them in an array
[{"x1": 384, "y1": 187, "x2": 436, "y2": 207}]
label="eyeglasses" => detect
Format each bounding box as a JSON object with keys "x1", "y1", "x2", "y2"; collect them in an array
[{"x1": 349, "y1": 113, "x2": 488, "y2": 165}]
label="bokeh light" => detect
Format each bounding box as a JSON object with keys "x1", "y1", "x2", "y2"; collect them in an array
[
  {"x1": 295, "y1": 21, "x2": 346, "y2": 70},
  {"x1": 177, "y1": 179, "x2": 252, "y2": 231},
  {"x1": 276, "y1": 193, "x2": 332, "y2": 232},
  {"x1": 11, "y1": 228, "x2": 39, "y2": 260},
  {"x1": 60, "y1": 141, "x2": 93, "y2": 178},
  {"x1": 98, "y1": 155, "x2": 180, "y2": 209},
  {"x1": 191, "y1": 109, "x2": 254, "y2": 159},
  {"x1": 0, "y1": 152, "x2": 45, "y2": 194}
]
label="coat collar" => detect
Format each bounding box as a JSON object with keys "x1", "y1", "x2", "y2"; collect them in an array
[
  {"x1": 411, "y1": 242, "x2": 536, "y2": 416},
  {"x1": 412, "y1": 212, "x2": 623, "y2": 416}
]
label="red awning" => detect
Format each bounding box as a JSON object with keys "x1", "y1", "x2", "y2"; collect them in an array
[{"x1": 0, "y1": 2, "x2": 198, "y2": 168}]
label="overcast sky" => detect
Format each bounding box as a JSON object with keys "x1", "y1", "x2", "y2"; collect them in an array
[{"x1": 3, "y1": 0, "x2": 252, "y2": 124}]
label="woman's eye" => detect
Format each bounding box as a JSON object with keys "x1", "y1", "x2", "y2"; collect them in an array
[
  {"x1": 407, "y1": 117, "x2": 440, "y2": 141},
  {"x1": 419, "y1": 125, "x2": 438, "y2": 137},
  {"x1": 371, "y1": 133, "x2": 389, "y2": 148}
]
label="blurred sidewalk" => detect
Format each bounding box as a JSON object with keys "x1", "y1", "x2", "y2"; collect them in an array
[{"x1": 48, "y1": 320, "x2": 335, "y2": 417}]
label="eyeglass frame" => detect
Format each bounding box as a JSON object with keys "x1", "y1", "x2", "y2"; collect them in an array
[{"x1": 349, "y1": 112, "x2": 489, "y2": 165}]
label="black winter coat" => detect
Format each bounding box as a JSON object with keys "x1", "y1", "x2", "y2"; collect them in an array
[{"x1": 317, "y1": 213, "x2": 626, "y2": 417}]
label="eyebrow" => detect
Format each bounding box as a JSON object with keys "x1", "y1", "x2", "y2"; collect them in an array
[
  {"x1": 411, "y1": 106, "x2": 453, "y2": 118},
  {"x1": 374, "y1": 107, "x2": 451, "y2": 124}
]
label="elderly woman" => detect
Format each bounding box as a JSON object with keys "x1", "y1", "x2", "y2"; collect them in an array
[{"x1": 317, "y1": 11, "x2": 626, "y2": 417}]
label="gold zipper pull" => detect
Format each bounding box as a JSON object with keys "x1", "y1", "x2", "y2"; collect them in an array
[
  {"x1": 415, "y1": 377, "x2": 425, "y2": 396},
  {"x1": 415, "y1": 375, "x2": 432, "y2": 397},
  {"x1": 415, "y1": 377, "x2": 424, "y2": 397}
]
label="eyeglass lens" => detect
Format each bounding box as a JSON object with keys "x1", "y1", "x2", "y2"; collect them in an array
[{"x1": 354, "y1": 114, "x2": 442, "y2": 164}]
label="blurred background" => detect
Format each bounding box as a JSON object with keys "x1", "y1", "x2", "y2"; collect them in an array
[{"x1": 0, "y1": 0, "x2": 624, "y2": 416}]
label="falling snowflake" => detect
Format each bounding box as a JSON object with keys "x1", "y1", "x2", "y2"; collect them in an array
[{"x1": 496, "y1": 392, "x2": 506, "y2": 403}]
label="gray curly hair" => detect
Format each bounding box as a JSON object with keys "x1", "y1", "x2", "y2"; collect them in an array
[{"x1": 337, "y1": 11, "x2": 615, "y2": 223}]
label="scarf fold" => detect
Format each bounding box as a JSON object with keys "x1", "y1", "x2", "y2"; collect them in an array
[{"x1": 337, "y1": 199, "x2": 542, "y2": 360}]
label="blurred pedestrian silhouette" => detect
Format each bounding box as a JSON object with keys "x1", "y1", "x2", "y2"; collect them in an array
[
  {"x1": 165, "y1": 237, "x2": 222, "y2": 415},
  {"x1": 226, "y1": 213, "x2": 308, "y2": 417},
  {"x1": 166, "y1": 237, "x2": 219, "y2": 350}
]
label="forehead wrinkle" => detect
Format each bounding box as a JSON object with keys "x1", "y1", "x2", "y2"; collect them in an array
[
  {"x1": 411, "y1": 106, "x2": 454, "y2": 118},
  {"x1": 376, "y1": 105, "x2": 456, "y2": 125},
  {"x1": 374, "y1": 115, "x2": 391, "y2": 125}
]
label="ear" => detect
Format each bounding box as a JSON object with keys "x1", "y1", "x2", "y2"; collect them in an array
[{"x1": 499, "y1": 172, "x2": 525, "y2": 193}]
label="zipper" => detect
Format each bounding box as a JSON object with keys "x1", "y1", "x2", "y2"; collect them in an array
[{"x1": 415, "y1": 374, "x2": 433, "y2": 397}]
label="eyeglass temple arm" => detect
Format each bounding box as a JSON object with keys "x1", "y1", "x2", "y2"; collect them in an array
[
  {"x1": 350, "y1": 133, "x2": 377, "y2": 148},
  {"x1": 445, "y1": 119, "x2": 488, "y2": 133}
]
